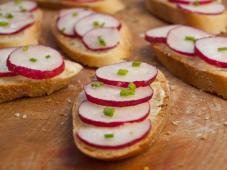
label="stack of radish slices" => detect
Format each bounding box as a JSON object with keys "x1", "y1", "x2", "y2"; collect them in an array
[
  {"x1": 0, "y1": 45, "x2": 65, "y2": 79},
  {"x1": 76, "y1": 61, "x2": 158, "y2": 149},
  {"x1": 145, "y1": 25, "x2": 227, "y2": 68},
  {"x1": 168, "y1": 0, "x2": 225, "y2": 15},
  {"x1": 57, "y1": 8, "x2": 121, "y2": 51}
]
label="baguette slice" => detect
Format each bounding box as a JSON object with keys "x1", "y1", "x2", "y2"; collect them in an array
[
  {"x1": 151, "y1": 43, "x2": 227, "y2": 99},
  {"x1": 72, "y1": 71, "x2": 169, "y2": 160},
  {"x1": 0, "y1": 60, "x2": 82, "y2": 103},
  {"x1": 52, "y1": 21, "x2": 132, "y2": 68},
  {"x1": 35, "y1": 0, "x2": 124, "y2": 14},
  {"x1": 144, "y1": 0, "x2": 227, "y2": 34}
]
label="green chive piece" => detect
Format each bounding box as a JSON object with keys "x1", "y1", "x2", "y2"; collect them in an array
[
  {"x1": 104, "y1": 133, "x2": 114, "y2": 139},
  {"x1": 120, "y1": 89, "x2": 135, "y2": 97},
  {"x1": 97, "y1": 36, "x2": 106, "y2": 47},
  {"x1": 217, "y1": 47, "x2": 227, "y2": 52},
  {"x1": 5, "y1": 13, "x2": 13, "y2": 19},
  {"x1": 193, "y1": 0, "x2": 200, "y2": 6},
  {"x1": 132, "y1": 61, "x2": 141, "y2": 67},
  {"x1": 22, "y1": 45, "x2": 29, "y2": 51},
  {"x1": 93, "y1": 21, "x2": 105, "y2": 28},
  {"x1": 103, "y1": 107, "x2": 115, "y2": 117},
  {"x1": 128, "y1": 83, "x2": 136, "y2": 91},
  {"x1": 61, "y1": 27, "x2": 65, "y2": 32},
  {"x1": 19, "y1": 6, "x2": 27, "y2": 12},
  {"x1": 14, "y1": 0, "x2": 22, "y2": 4},
  {"x1": 45, "y1": 55, "x2": 51, "y2": 59},
  {"x1": 72, "y1": 12, "x2": 78, "y2": 17},
  {"x1": 0, "y1": 21, "x2": 9, "y2": 27},
  {"x1": 91, "y1": 82, "x2": 103, "y2": 89},
  {"x1": 117, "y1": 69, "x2": 128, "y2": 76},
  {"x1": 185, "y1": 36, "x2": 196, "y2": 43},
  {"x1": 29, "y1": 58, "x2": 37, "y2": 63}
]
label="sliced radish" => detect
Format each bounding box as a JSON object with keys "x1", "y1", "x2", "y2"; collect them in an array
[
  {"x1": 145, "y1": 25, "x2": 178, "y2": 43},
  {"x1": 84, "y1": 81, "x2": 153, "y2": 107},
  {"x1": 79, "y1": 101, "x2": 150, "y2": 127},
  {"x1": 59, "y1": 8, "x2": 93, "y2": 17},
  {"x1": 74, "y1": 13, "x2": 121, "y2": 37},
  {"x1": 0, "y1": 48, "x2": 17, "y2": 77},
  {"x1": 57, "y1": 9, "x2": 93, "y2": 36},
  {"x1": 169, "y1": 0, "x2": 213, "y2": 5},
  {"x1": 82, "y1": 28, "x2": 120, "y2": 51},
  {"x1": 66, "y1": 0, "x2": 99, "y2": 3},
  {"x1": 0, "y1": 11, "x2": 34, "y2": 35},
  {"x1": 96, "y1": 61, "x2": 157, "y2": 87},
  {"x1": 7, "y1": 45, "x2": 65, "y2": 80},
  {"x1": 167, "y1": 26, "x2": 211, "y2": 56},
  {"x1": 76, "y1": 120, "x2": 151, "y2": 149},
  {"x1": 195, "y1": 37, "x2": 227, "y2": 68},
  {"x1": 178, "y1": 2, "x2": 225, "y2": 15},
  {"x1": 0, "y1": 1, "x2": 38, "y2": 12}
]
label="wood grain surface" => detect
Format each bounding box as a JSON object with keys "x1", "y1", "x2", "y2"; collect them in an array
[{"x1": 0, "y1": 0, "x2": 227, "y2": 170}]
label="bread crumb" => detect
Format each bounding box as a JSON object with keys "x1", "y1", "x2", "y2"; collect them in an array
[
  {"x1": 172, "y1": 120, "x2": 181, "y2": 126},
  {"x1": 67, "y1": 99, "x2": 72, "y2": 104},
  {"x1": 205, "y1": 116, "x2": 209, "y2": 120},
  {"x1": 223, "y1": 122, "x2": 227, "y2": 126},
  {"x1": 60, "y1": 122, "x2": 65, "y2": 126},
  {"x1": 14, "y1": 113, "x2": 20, "y2": 118},
  {"x1": 197, "y1": 133, "x2": 208, "y2": 140},
  {"x1": 165, "y1": 131, "x2": 171, "y2": 135},
  {"x1": 41, "y1": 128, "x2": 47, "y2": 132},
  {"x1": 143, "y1": 166, "x2": 150, "y2": 170},
  {"x1": 22, "y1": 114, "x2": 27, "y2": 119}
]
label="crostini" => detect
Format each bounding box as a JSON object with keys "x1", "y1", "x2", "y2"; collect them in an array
[
  {"x1": 34, "y1": 0, "x2": 124, "y2": 14},
  {"x1": 144, "y1": 0, "x2": 227, "y2": 34},
  {"x1": 0, "y1": 45, "x2": 82, "y2": 103},
  {"x1": 145, "y1": 25, "x2": 227, "y2": 99},
  {"x1": 0, "y1": 0, "x2": 42, "y2": 48},
  {"x1": 72, "y1": 61, "x2": 169, "y2": 160},
  {"x1": 52, "y1": 8, "x2": 132, "y2": 67}
]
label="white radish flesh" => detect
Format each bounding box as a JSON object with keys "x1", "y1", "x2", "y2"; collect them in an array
[
  {"x1": 74, "y1": 13, "x2": 121, "y2": 37},
  {"x1": 77, "y1": 120, "x2": 151, "y2": 149},
  {"x1": 82, "y1": 28, "x2": 120, "y2": 51},
  {"x1": 79, "y1": 101, "x2": 150, "y2": 127},
  {"x1": 0, "y1": 1, "x2": 37, "y2": 12},
  {"x1": 167, "y1": 26, "x2": 211, "y2": 56}
]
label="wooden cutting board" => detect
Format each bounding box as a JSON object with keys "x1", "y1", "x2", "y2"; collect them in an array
[{"x1": 0, "y1": 0, "x2": 227, "y2": 170}]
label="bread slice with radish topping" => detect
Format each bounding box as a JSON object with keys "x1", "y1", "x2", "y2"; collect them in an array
[
  {"x1": 146, "y1": 25, "x2": 227, "y2": 99},
  {"x1": 72, "y1": 61, "x2": 169, "y2": 160},
  {"x1": 34, "y1": 0, "x2": 124, "y2": 14},
  {"x1": 52, "y1": 8, "x2": 132, "y2": 67},
  {"x1": 145, "y1": 0, "x2": 227, "y2": 34}
]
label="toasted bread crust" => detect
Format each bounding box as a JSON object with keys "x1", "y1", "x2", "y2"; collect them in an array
[
  {"x1": 72, "y1": 71, "x2": 169, "y2": 160},
  {"x1": 52, "y1": 21, "x2": 132, "y2": 68},
  {"x1": 145, "y1": 0, "x2": 227, "y2": 34},
  {"x1": 35, "y1": 0, "x2": 124, "y2": 14}
]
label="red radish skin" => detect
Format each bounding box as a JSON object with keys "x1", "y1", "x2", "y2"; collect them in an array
[
  {"x1": 0, "y1": 1, "x2": 38, "y2": 12},
  {"x1": 78, "y1": 101, "x2": 150, "y2": 127},
  {"x1": 7, "y1": 45, "x2": 65, "y2": 80},
  {"x1": 169, "y1": 0, "x2": 213, "y2": 5},
  {"x1": 96, "y1": 62, "x2": 158, "y2": 87},
  {"x1": 76, "y1": 120, "x2": 151, "y2": 149}
]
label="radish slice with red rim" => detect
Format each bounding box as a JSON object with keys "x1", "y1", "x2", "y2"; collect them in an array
[
  {"x1": 145, "y1": 25, "x2": 178, "y2": 43},
  {"x1": 82, "y1": 28, "x2": 120, "y2": 51},
  {"x1": 195, "y1": 37, "x2": 227, "y2": 68},
  {"x1": 7, "y1": 45, "x2": 65, "y2": 79},
  {"x1": 57, "y1": 9, "x2": 93, "y2": 36},
  {"x1": 0, "y1": 11, "x2": 34, "y2": 35},
  {"x1": 74, "y1": 13, "x2": 121, "y2": 37},
  {"x1": 178, "y1": 2, "x2": 225, "y2": 15},
  {"x1": 84, "y1": 81, "x2": 153, "y2": 107},
  {"x1": 167, "y1": 26, "x2": 211, "y2": 56},
  {"x1": 0, "y1": 1, "x2": 38, "y2": 12},
  {"x1": 96, "y1": 61, "x2": 158, "y2": 87},
  {"x1": 76, "y1": 120, "x2": 151, "y2": 149},
  {"x1": 0, "y1": 48, "x2": 17, "y2": 77},
  {"x1": 169, "y1": 0, "x2": 213, "y2": 5},
  {"x1": 79, "y1": 101, "x2": 150, "y2": 127}
]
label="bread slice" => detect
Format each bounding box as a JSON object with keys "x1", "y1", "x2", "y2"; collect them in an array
[
  {"x1": 0, "y1": 9, "x2": 43, "y2": 48},
  {"x1": 72, "y1": 71, "x2": 169, "y2": 160},
  {"x1": 145, "y1": 0, "x2": 227, "y2": 34},
  {"x1": 52, "y1": 21, "x2": 132, "y2": 68},
  {"x1": 0, "y1": 60, "x2": 82, "y2": 103},
  {"x1": 35, "y1": 0, "x2": 124, "y2": 14}
]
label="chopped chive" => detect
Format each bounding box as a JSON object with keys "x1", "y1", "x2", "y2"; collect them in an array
[
  {"x1": 185, "y1": 36, "x2": 196, "y2": 43},
  {"x1": 0, "y1": 21, "x2": 9, "y2": 27},
  {"x1": 72, "y1": 12, "x2": 78, "y2": 17},
  {"x1": 14, "y1": 0, "x2": 22, "y2": 4},
  {"x1": 128, "y1": 83, "x2": 136, "y2": 91},
  {"x1": 19, "y1": 6, "x2": 27, "y2": 12},
  {"x1": 93, "y1": 21, "x2": 105, "y2": 28},
  {"x1": 5, "y1": 13, "x2": 13, "y2": 19},
  {"x1": 45, "y1": 55, "x2": 51, "y2": 59},
  {"x1": 103, "y1": 107, "x2": 115, "y2": 117},
  {"x1": 61, "y1": 27, "x2": 65, "y2": 32},
  {"x1": 132, "y1": 61, "x2": 141, "y2": 67},
  {"x1": 117, "y1": 69, "x2": 128, "y2": 76},
  {"x1": 120, "y1": 88, "x2": 135, "y2": 97},
  {"x1": 217, "y1": 47, "x2": 227, "y2": 52},
  {"x1": 29, "y1": 58, "x2": 37, "y2": 63},
  {"x1": 104, "y1": 133, "x2": 114, "y2": 139},
  {"x1": 22, "y1": 45, "x2": 29, "y2": 51},
  {"x1": 97, "y1": 36, "x2": 106, "y2": 47},
  {"x1": 193, "y1": 0, "x2": 200, "y2": 6},
  {"x1": 91, "y1": 82, "x2": 103, "y2": 89}
]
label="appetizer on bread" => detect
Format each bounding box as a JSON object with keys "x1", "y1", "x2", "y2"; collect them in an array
[
  {"x1": 0, "y1": 0, "x2": 42, "y2": 48},
  {"x1": 72, "y1": 61, "x2": 169, "y2": 160},
  {"x1": 145, "y1": 0, "x2": 227, "y2": 34},
  {"x1": 0, "y1": 45, "x2": 82, "y2": 103},
  {"x1": 34, "y1": 0, "x2": 124, "y2": 14},
  {"x1": 145, "y1": 25, "x2": 227, "y2": 99},
  {"x1": 52, "y1": 8, "x2": 132, "y2": 67}
]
